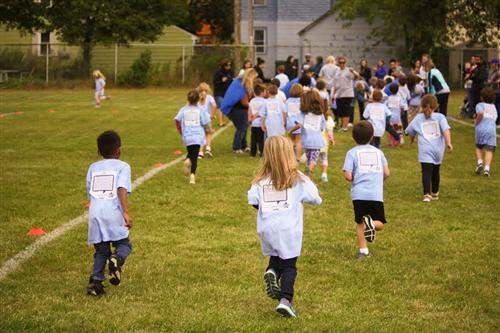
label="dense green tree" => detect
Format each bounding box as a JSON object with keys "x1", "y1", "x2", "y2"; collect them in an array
[{"x1": 182, "y1": 0, "x2": 234, "y2": 42}]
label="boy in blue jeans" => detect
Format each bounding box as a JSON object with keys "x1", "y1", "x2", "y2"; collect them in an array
[
  {"x1": 86, "y1": 131, "x2": 133, "y2": 295},
  {"x1": 343, "y1": 121, "x2": 390, "y2": 259}
]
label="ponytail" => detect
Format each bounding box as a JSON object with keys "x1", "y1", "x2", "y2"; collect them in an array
[{"x1": 420, "y1": 94, "x2": 438, "y2": 119}]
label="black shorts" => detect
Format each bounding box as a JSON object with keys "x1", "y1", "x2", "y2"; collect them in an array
[
  {"x1": 336, "y1": 97, "x2": 354, "y2": 117},
  {"x1": 476, "y1": 144, "x2": 496, "y2": 152},
  {"x1": 353, "y1": 200, "x2": 387, "y2": 224}
]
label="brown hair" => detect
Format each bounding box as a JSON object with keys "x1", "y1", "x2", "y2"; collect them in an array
[
  {"x1": 277, "y1": 65, "x2": 285, "y2": 73},
  {"x1": 253, "y1": 136, "x2": 301, "y2": 191},
  {"x1": 480, "y1": 87, "x2": 495, "y2": 104},
  {"x1": 289, "y1": 83, "x2": 303, "y2": 98},
  {"x1": 372, "y1": 90, "x2": 383, "y2": 102},
  {"x1": 187, "y1": 90, "x2": 200, "y2": 105},
  {"x1": 254, "y1": 84, "x2": 265, "y2": 96},
  {"x1": 376, "y1": 79, "x2": 385, "y2": 90},
  {"x1": 316, "y1": 79, "x2": 326, "y2": 91},
  {"x1": 420, "y1": 94, "x2": 438, "y2": 119},
  {"x1": 267, "y1": 84, "x2": 278, "y2": 96},
  {"x1": 300, "y1": 89, "x2": 326, "y2": 115},
  {"x1": 353, "y1": 121, "x2": 374, "y2": 144}
]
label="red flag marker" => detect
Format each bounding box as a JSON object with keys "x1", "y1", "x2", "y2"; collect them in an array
[
  {"x1": 174, "y1": 150, "x2": 183, "y2": 155},
  {"x1": 111, "y1": 108, "x2": 119, "y2": 113},
  {"x1": 0, "y1": 113, "x2": 4, "y2": 119},
  {"x1": 154, "y1": 162, "x2": 163, "y2": 167},
  {"x1": 48, "y1": 109, "x2": 55, "y2": 113},
  {"x1": 16, "y1": 111, "x2": 24, "y2": 115},
  {"x1": 27, "y1": 228, "x2": 46, "y2": 236}
]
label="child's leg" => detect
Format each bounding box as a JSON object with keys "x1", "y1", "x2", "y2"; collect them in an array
[
  {"x1": 320, "y1": 151, "x2": 328, "y2": 174},
  {"x1": 217, "y1": 109, "x2": 225, "y2": 126},
  {"x1": 371, "y1": 136, "x2": 381, "y2": 148},
  {"x1": 95, "y1": 94, "x2": 101, "y2": 106},
  {"x1": 112, "y1": 237, "x2": 132, "y2": 263},
  {"x1": 421, "y1": 163, "x2": 433, "y2": 195},
  {"x1": 484, "y1": 150, "x2": 493, "y2": 170},
  {"x1": 187, "y1": 145, "x2": 200, "y2": 174},
  {"x1": 278, "y1": 257, "x2": 298, "y2": 302},
  {"x1": 431, "y1": 164, "x2": 440, "y2": 194},
  {"x1": 206, "y1": 128, "x2": 213, "y2": 150},
  {"x1": 250, "y1": 127, "x2": 258, "y2": 156},
  {"x1": 267, "y1": 256, "x2": 280, "y2": 276},
  {"x1": 476, "y1": 147, "x2": 484, "y2": 163},
  {"x1": 91, "y1": 242, "x2": 112, "y2": 281},
  {"x1": 257, "y1": 128, "x2": 265, "y2": 156},
  {"x1": 306, "y1": 149, "x2": 319, "y2": 174},
  {"x1": 401, "y1": 111, "x2": 408, "y2": 130},
  {"x1": 356, "y1": 223, "x2": 368, "y2": 249}
]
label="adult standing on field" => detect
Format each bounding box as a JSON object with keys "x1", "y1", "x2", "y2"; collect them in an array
[
  {"x1": 213, "y1": 59, "x2": 233, "y2": 126},
  {"x1": 469, "y1": 56, "x2": 489, "y2": 116},
  {"x1": 220, "y1": 69, "x2": 258, "y2": 153},
  {"x1": 285, "y1": 55, "x2": 298, "y2": 80},
  {"x1": 425, "y1": 59, "x2": 450, "y2": 116},
  {"x1": 333, "y1": 56, "x2": 359, "y2": 131},
  {"x1": 319, "y1": 55, "x2": 338, "y2": 93}
]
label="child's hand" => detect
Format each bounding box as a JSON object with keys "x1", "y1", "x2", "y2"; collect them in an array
[
  {"x1": 330, "y1": 137, "x2": 336, "y2": 145},
  {"x1": 447, "y1": 143, "x2": 453, "y2": 151},
  {"x1": 123, "y1": 212, "x2": 133, "y2": 229}
]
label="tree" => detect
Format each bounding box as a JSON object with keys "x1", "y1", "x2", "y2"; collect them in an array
[
  {"x1": 332, "y1": 0, "x2": 499, "y2": 65},
  {"x1": 181, "y1": 0, "x2": 234, "y2": 42},
  {"x1": 0, "y1": 0, "x2": 189, "y2": 75}
]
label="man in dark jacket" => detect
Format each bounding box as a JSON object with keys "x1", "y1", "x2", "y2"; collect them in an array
[
  {"x1": 213, "y1": 59, "x2": 234, "y2": 108},
  {"x1": 470, "y1": 56, "x2": 489, "y2": 114}
]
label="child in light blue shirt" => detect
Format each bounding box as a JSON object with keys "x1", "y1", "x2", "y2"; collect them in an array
[
  {"x1": 261, "y1": 85, "x2": 286, "y2": 137},
  {"x1": 248, "y1": 136, "x2": 322, "y2": 318},
  {"x1": 386, "y1": 83, "x2": 406, "y2": 145},
  {"x1": 175, "y1": 90, "x2": 211, "y2": 184},
  {"x1": 343, "y1": 121, "x2": 390, "y2": 259},
  {"x1": 363, "y1": 90, "x2": 391, "y2": 148},
  {"x1": 93, "y1": 70, "x2": 111, "y2": 108},
  {"x1": 248, "y1": 84, "x2": 267, "y2": 157},
  {"x1": 474, "y1": 87, "x2": 498, "y2": 176},
  {"x1": 288, "y1": 89, "x2": 326, "y2": 179},
  {"x1": 405, "y1": 94, "x2": 452, "y2": 202},
  {"x1": 86, "y1": 130, "x2": 132, "y2": 296},
  {"x1": 285, "y1": 83, "x2": 304, "y2": 160}
]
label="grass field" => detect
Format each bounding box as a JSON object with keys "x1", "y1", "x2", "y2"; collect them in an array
[{"x1": 0, "y1": 88, "x2": 499, "y2": 332}]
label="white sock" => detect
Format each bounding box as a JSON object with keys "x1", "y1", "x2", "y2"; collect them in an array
[
  {"x1": 359, "y1": 248, "x2": 369, "y2": 255},
  {"x1": 478, "y1": 159, "x2": 483, "y2": 165},
  {"x1": 206, "y1": 146, "x2": 211, "y2": 151},
  {"x1": 321, "y1": 172, "x2": 327, "y2": 177},
  {"x1": 485, "y1": 165, "x2": 490, "y2": 171}
]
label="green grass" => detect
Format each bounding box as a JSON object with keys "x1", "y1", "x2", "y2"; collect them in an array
[{"x1": 0, "y1": 89, "x2": 498, "y2": 332}]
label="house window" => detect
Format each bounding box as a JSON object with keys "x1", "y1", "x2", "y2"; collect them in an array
[
  {"x1": 39, "y1": 31, "x2": 51, "y2": 56},
  {"x1": 253, "y1": 0, "x2": 267, "y2": 6},
  {"x1": 254, "y1": 28, "x2": 266, "y2": 54}
]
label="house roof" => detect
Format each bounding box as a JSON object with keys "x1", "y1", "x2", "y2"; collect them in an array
[
  {"x1": 297, "y1": 9, "x2": 334, "y2": 36},
  {"x1": 171, "y1": 25, "x2": 199, "y2": 41}
]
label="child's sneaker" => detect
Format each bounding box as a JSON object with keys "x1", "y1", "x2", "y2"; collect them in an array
[
  {"x1": 205, "y1": 148, "x2": 213, "y2": 157},
  {"x1": 320, "y1": 173, "x2": 328, "y2": 182},
  {"x1": 233, "y1": 149, "x2": 244, "y2": 154},
  {"x1": 189, "y1": 173, "x2": 196, "y2": 184},
  {"x1": 87, "y1": 277, "x2": 105, "y2": 296},
  {"x1": 183, "y1": 158, "x2": 191, "y2": 176},
  {"x1": 263, "y1": 269, "x2": 280, "y2": 300},
  {"x1": 198, "y1": 152, "x2": 204, "y2": 159},
  {"x1": 276, "y1": 298, "x2": 297, "y2": 318},
  {"x1": 357, "y1": 252, "x2": 370, "y2": 260},
  {"x1": 475, "y1": 163, "x2": 484, "y2": 174},
  {"x1": 362, "y1": 215, "x2": 375, "y2": 242},
  {"x1": 108, "y1": 254, "x2": 123, "y2": 286},
  {"x1": 423, "y1": 194, "x2": 432, "y2": 202},
  {"x1": 484, "y1": 170, "x2": 490, "y2": 177},
  {"x1": 431, "y1": 192, "x2": 439, "y2": 201}
]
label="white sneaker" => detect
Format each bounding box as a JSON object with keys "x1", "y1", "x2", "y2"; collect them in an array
[
  {"x1": 423, "y1": 194, "x2": 432, "y2": 202},
  {"x1": 189, "y1": 174, "x2": 196, "y2": 184},
  {"x1": 320, "y1": 173, "x2": 328, "y2": 182},
  {"x1": 276, "y1": 298, "x2": 297, "y2": 318},
  {"x1": 347, "y1": 123, "x2": 353, "y2": 128},
  {"x1": 183, "y1": 159, "x2": 191, "y2": 176}
]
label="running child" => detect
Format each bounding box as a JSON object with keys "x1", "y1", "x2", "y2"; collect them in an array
[
  {"x1": 86, "y1": 130, "x2": 133, "y2": 296},
  {"x1": 272, "y1": 78, "x2": 287, "y2": 103},
  {"x1": 285, "y1": 83, "x2": 304, "y2": 160},
  {"x1": 248, "y1": 84, "x2": 267, "y2": 157},
  {"x1": 474, "y1": 87, "x2": 497, "y2": 176},
  {"x1": 343, "y1": 121, "x2": 390, "y2": 259},
  {"x1": 175, "y1": 90, "x2": 211, "y2": 184},
  {"x1": 275, "y1": 65, "x2": 289, "y2": 89},
  {"x1": 398, "y1": 76, "x2": 411, "y2": 130},
  {"x1": 385, "y1": 83, "x2": 406, "y2": 145},
  {"x1": 363, "y1": 90, "x2": 391, "y2": 148},
  {"x1": 197, "y1": 82, "x2": 217, "y2": 158},
  {"x1": 288, "y1": 89, "x2": 327, "y2": 178},
  {"x1": 93, "y1": 70, "x2": 111, "y2": 108},
  {"x1": 261, "y1": 84, "x2": 286, "y2": 137},
  {"x1": 405, "y1": 94, "x2": 453, "y2": 202},
  {"x1": 247, "y1": 136, "x2": 322, "y2": 318},
  {"x1": 316, "y1": 80, "x2": 336, "y2": 182}
]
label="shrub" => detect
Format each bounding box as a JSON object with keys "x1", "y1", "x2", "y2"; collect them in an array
[{"x1": 118, "y1": 49, "x2": 154, "y2": 87}]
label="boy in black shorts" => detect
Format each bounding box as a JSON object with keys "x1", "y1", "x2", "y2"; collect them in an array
[{"x1": 343, "y1": 121, "x2": 390, "y2": 259}]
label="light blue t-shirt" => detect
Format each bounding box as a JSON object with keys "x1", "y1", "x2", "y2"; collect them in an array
[
  {"x1": 249, "y1": 96, "x2": 266, "y2": 128},
  {"x1": 475, "y1": 102, "x2": 498, "y2": 147},
  {"x1": 175, "y1": 105, "x2": 210, "y2": 146},
  {"x1": 363, "y1": 102, "x2": 391, "y2": 137},
  {"x1": 295, "y1": 112, "x2": 326, "y2": 149},
  {"x1": 247, "y1": 173, "x2": 322, "y2": 259},
  {"x1": 95, "y1": 78, "x2": 105, "y2": 95},
  {"x1": 285, "y1": 97, "x2": 301, "y2": 133},
  {"x1": 385, "y1": 95, "x2": 405, "y2": 125},
  {"x1": 86, "y1": 159, "x2": 131, "y2": 244},
  {"x1": 405, "y1": 113, "x2": 451, "y2": 164},
  {"x1": 343, "y1": 144, "x2": 388, "y2": 202},
  {"x1": 261, "y1": 96, "x2": 286, "y2": 137},
  {"x1": 198, "y1": 94, "x2": 216, "y2": 119}
]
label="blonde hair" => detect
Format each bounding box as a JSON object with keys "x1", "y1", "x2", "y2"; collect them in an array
[
  {"x1": 424, "y1": 59, "x2": 436, "y2": 72},
  {"x1": 325, "y1": 56, "x2": 336, "y2": 65},
  {"x1": 420, "y1": 94, "x2": 438, "y2": 119},
  {"x1": 93, "y1": 70, "x2": 105, "y2": 80},
  {"x1": 289, "y1": 83, "x2": 303, "y2": 98},
  {"x1": 253, "y1": 136, "x2": 301, "y2": 191},
  {"x1": 197, "y1": 82, "x2": 211, "y2": 104},
  {"x1": 242, "y1": 68, "x2": 258, "y2": 95}
]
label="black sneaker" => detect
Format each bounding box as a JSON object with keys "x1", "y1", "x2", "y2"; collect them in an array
[
  {"x1": 263, "y1": 269, "x2": 280, "y2": 300},
  {"x1": 108, "y1": 254, "x2": 123, "y2": 286},
  {"x1": 362, "y1": 215, "x2": 376, "y2": 242},
  {"x1": 475, "y1": 163, "x2": 484, "y2": 175},
  {"x1": 87, "y1": 277, "x2": 105, "y2": 296}
]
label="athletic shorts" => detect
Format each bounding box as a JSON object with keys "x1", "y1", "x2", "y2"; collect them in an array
[
  {"x1": 336, "y1": 97, "x2": 354, "y2": 117},
  {"x1": 476, "y1": 144, "x2": 496, "y2": 152},
  {"x1": 353, "y1": 200, "x2": 387, "y2": 224}
]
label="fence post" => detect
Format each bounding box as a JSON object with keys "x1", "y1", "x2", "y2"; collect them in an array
[
  {"x1": 114, "y1": 43, "x2": 118, "y2": 84},
  {"x1": 182, "y1": 45, "x2": 186, "y2": 84},
  {"x1": 45, "y1": 43, "x2": 49, "y2": 86}
]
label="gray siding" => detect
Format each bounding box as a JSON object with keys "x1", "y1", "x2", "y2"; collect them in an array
[
  {"x1": 241, "y1": 0, "x2": 329, "y2": 21},
  {"x1": 241, "y1": 0, "x2": 277, "y2": 20}
]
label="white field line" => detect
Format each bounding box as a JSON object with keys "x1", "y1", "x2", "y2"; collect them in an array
[
  {"x1": 447, "y1": 116, "x2": 500, "y2": 138},
  {"x1": 0, "y1": 125, "x2": 231, "y2": 281}
]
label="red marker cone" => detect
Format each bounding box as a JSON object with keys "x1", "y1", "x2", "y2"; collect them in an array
[
  {"x1": 27, "y1": 228, "x2": 46, "y2": 236},
  {"x1": 154, "y1": 162, "x2": 163, "y2": 167},
  {"x1": 16, "y1": 111, "x2": 24, "y2": 115},
  {"x1": 48, "y1": 109, "x2": 55, "y2": 113},
  {"x1": 174, "y1": 150, "x2": 183, "y2": 155}
]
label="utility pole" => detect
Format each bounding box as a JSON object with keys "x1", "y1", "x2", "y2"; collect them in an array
[
  {"x1": 248, "y1": 0, "x2": 254, "y2": 64},
  {"x1": 234, "y1": 0, "x2": 241, "y2": 72}
]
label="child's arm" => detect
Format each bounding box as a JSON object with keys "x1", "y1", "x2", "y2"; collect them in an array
[
  {"x1": 383, "y1": 165, "x2": 390, "y2": 179},
  {"x1": 301, "y1": 178, "x2": 322, "y2": 205},
  {"x1": 288, "y1": 122, "x2": 301, "y2": 134},
  {"x1": 443, "y1": 129, "x2": 453, "y2": 151},
  {"x1": 475, "y1": 112, "x2": 483, "y2": 125},
  {"x1": 343, "y1": 171, "x2": 353, "y2": 182},
  {"x1": 175, "y1": 120, "x2": 182, "y2": 134},
  {"x1": 260, "y1": 116, "x2": 267, "y2": 132},
  {"x1": 118, "y1": 187, "x2": 132, "y2": 229},
  {"x1": 248, "y1": 106, "x2": 254, "y2": 123}
]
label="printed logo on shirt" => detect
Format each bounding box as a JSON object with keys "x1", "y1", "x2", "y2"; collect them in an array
[
  {"x1": 483, "y1": 104, "x2": 497, "y2": 120},
  {"x1": 387, "y1": 96, "x2": 400, "y2": 109},
  {"x1": 90, "y1": 171, "x2": 117, "y2": 200},
  {"x1": 267, "y1": 102, "x2": 280, "y2": 115},
  {"x1": 421, "y1": 121, "x2": 441, "y2": 139},
  {"x1": 251, "y1": 102, "x2": 263, "y2": 116},
  {"x1": 357, "y1": 150, "x2": 382, "y2": 174},
  {"x1": 261, "y1": 184, "x2": 292, "y2": 213},
  {"x1": 303, "y1": 113, "x2": 321, "y2": 131},
  {"x1": 371, "y1": 107, "x2": 385, "y2": 120},
  {"x1": 287, "y1": 103, "x2": 300, "y2": 117},
  {"x1": 184, "y1": 109, "x2": 201, "y2": 126}
]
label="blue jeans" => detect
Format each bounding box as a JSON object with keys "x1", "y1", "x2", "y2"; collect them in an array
[
  {"x1": 228, "y1": 107, "x2": 248, "y2": 150},
  {"x1": 91, "y1": 237, "x2": 132, "y2": 281}
]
